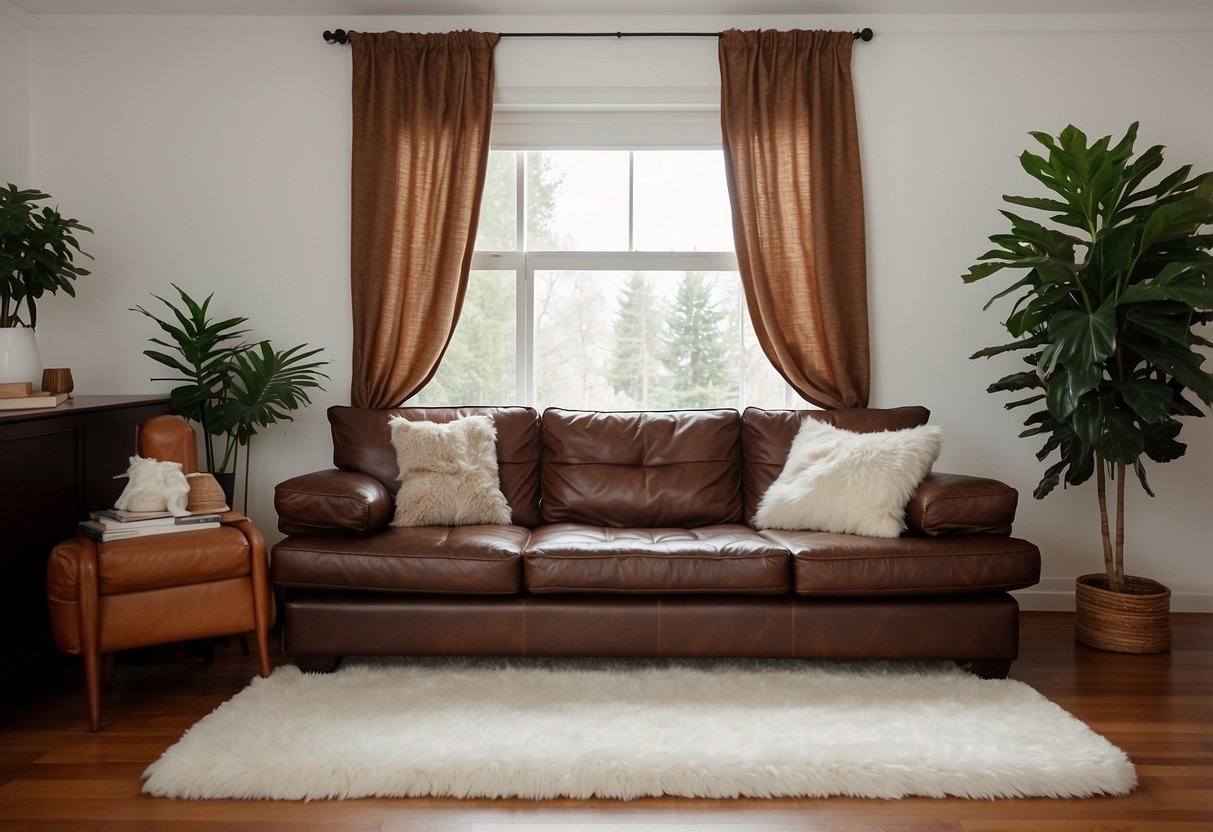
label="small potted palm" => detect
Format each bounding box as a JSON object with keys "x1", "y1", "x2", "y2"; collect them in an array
[
  {"x1": 0, "y1": 184, "x2": 93, "y2": 385},
  {"x1": 134, "y1": 285, "x2": 329, "y2": 511},
  {"x1": 963, "y1": 123, "x2": 1213, "y2": 652}
]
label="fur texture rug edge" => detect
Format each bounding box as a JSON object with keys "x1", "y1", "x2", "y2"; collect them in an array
[{"x1": 141, "y1": 657, "x2": 1136, "y2": 801}]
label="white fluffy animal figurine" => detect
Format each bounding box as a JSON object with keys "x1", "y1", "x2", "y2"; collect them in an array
[{"x1": 114, "y1": 456, "x2": 192, "y2": 516}]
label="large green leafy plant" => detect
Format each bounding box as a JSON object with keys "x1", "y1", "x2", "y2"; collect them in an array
[
  {"x1": 964, "y1": 123, "x2": 1213, "y2": 593},
  {"x1": 134, "y1": 286, "x2": 329, "y2": 504},
  {"x1": 0, "y1": 184, "x2": 93, "y2": 328}
]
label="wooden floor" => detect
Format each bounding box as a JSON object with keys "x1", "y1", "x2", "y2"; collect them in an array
[{"x1": 0, "y1": 612, "x2": 1209, "y2": 832}]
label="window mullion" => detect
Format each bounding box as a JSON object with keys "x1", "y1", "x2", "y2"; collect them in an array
[
  {"x1": 628, "y1": 151, "x2": 635, "y2": 252},
  {"x1": 516, "y1": 151, "x2": 526, "y2": 252},
  {"x1": 522, "y1": 256, "x2": 536, "y2": 406}
]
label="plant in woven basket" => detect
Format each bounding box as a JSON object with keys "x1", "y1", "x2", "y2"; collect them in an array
[
  {"x1": 133, "y1": 285, "x2": 329, "y2": 510},
  {"x1": 963, "y1": 123, "x2": 1213, "y2": 604}
]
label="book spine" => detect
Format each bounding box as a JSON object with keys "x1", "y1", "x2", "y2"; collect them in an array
[
  {"x1": 91, "y1": 511, "x2": 222, "y2": 527},
  {"x1": 78, "y1": 520, "x2": 220, "y2": 542},
  {"x1": 173, "y1": 514, "x2": 222, "y2": 525},
  {"x1": 78, "y1": 521, "x2": 139, "y2": 541}
]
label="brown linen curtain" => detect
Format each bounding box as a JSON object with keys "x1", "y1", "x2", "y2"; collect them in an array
[
  {"x1": 349, "y1": 31, "x2": 499, "y2": 408},
  {"x1": 719, "y1": 29, "x2": 870, "y2": 409}
]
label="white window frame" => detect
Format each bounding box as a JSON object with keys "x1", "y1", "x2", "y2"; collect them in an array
[{"x1": 439, "y1": 148, "x2": 796, "y2": 410}]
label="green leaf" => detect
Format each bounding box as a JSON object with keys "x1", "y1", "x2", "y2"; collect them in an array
[
  {"x1": 1132, "y1": 459, "x2": 1156, "y2": 498},
  {"x1": 1033, "y1": 458, "x2": 1068, "y2": 500},
  {"x1": 1125, "y1": 308, "x2": 1203, "y2": 347},
  {"x1": 1063, "y1": 433, "x2": 1096, "y2": 486},
  {"x1": 1001, "y1": 194, "x2": 1073, "y2": 214},
  {"x1": 1070, "y1": 395, "x2": 1105, "y2": 446},
  {"x1": 970, "y1": 331, "x2": 1049, "y2": 359},
  {"x1": 1126, "y1": 340, "x2": 1213, "y2": 404},
  {"x1": 1116, "y1": 380, "x2": 1174, "y2": 423},
  {"x1": 997, "y1": 210, "x2": 1080, "y2": 257},
  {"x1": 1004, "y1": 394, "x2": 1045, "y2": 410},
  {"x1": 987, "y1": 371, "x2": 1043, "y2": 394},
  {"x1": 1142, "y1": 418, "x2": 1186, "y2": 464},
  {"x1": 1123, "y1": 161, "x2": 1189, "y2": 208},
  {"x1": 1088, "y1": 224, "x2": 1137, "y2": 288},
  {"x1": 1117, "y1": 265, "x2": 1213, "y2": 308},
  {"x1": 1046, "y1": 369, "x2": 1084, "y2": 420},
  {"x1": 1048, "y1": 301, "x2": 1117, "y2": 370},
  {"x1": 962, "y1": 261, "x2": 1009, "y2": 283},
  {"x1": 1097, "y1": 411, "x2": 1145, "y2": 465},
  {"x1": 980, "y1": 274, "x2": 1035, "y2": 312},
  {"x1": 1140, "y1": 195, "x2": 1213, "y2": 252}
]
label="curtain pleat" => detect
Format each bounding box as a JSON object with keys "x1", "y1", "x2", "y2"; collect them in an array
[
  {"x1": 719, "y1": 29, "x2": 870, "y2": 410},
  {"x1": 348, "y1": 31, "x2": 499, "y2": 408}
]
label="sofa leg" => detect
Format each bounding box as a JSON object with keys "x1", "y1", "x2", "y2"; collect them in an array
[
  {"x1": 957, "y1": 658, "x2": 1012, "y2": 679},
  {"x1": 294, "y1": 656, "x2": 342, "y2": 673}
]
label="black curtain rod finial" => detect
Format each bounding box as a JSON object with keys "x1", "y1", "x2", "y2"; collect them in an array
[
  {"x1": 855, "y1": 27, "x2": 873, "y2": 42},
  {"x1": 323, "y1": 28, "x2": 350, "y2": 44}
]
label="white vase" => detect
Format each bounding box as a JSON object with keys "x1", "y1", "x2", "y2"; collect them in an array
[{"x1": 0, "y1": 327, "x2": 43, "y2": 390}]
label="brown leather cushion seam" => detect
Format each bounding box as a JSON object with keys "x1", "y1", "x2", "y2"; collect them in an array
[
  {"x1": 277, "y1": 553, "x2": 522, "y2": 564},
  {"x1": 100, "y1": 571, "x2": 251, "y2": 597},
  {"x1": 274, "y1": 580, "x2": 519, "y2": 594},
  {"x1": 796, "y1": 581, "x2": 1038, "y2": 595},
  {"x1": 529, "y1": 585, "x2": 790, "y2": 593},
  {"x1": 278, "y1": 487, "x2": 377, "y2": 519},
  {"x1": 794, "y1": 546, "x2": 1037, "y2": 562},
  {"x1": 545, "y1": 460, "x2": 737, "y2": 468},
  {"x1": 526, "y1": 554, "x2": 786, "y2": 561},
  {"x1": 924, "y1": 488, "x2": 1012, "y2": 500}
]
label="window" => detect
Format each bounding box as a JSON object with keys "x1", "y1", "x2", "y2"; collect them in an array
[{"x1": 418, "y1": 150, "x2": 790, "y2": 411}]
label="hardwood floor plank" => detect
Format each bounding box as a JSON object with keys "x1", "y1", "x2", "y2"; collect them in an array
[{"x1": 0, "y1": 612, "x2": 1208, "y2": 830}]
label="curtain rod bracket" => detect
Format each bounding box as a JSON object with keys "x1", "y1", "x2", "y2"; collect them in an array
[{"x1": 323, "y1": 27, "x2": 874, "y2": 45}]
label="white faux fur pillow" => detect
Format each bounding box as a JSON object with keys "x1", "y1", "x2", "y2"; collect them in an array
[
  {"x1": 388, "y1": 415, "x2": 512, "y2": 527},
  {"x1": 752, "y1": 418, "x2": 943, "y2": 539}
]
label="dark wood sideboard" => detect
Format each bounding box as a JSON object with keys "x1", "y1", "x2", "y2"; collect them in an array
[{"x1": 0, "y1": 395, "x2": 171, "y2": 712}]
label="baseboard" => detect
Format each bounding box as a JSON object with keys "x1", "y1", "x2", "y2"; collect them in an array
[{"x1": 1015, "y1": 578, "x2": 1213, "y2": 613}]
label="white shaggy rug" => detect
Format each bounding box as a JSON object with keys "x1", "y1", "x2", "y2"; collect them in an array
[{"x1": 142, "y1": 658, "x2": 1136, "y2": 801}]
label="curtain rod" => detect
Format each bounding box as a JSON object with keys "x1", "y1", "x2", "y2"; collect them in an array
[{"x1": 322, "y1": 28, "x2": 874, "y2": 45}]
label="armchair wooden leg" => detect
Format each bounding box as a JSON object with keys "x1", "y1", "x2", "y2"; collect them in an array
[
  {"x1": 233, "y1": 516, "x2": 274, "y2": 679},
  {"x1": 237, "y1": 633, "x2": 250, "y2": 656},
  {"x1": 77, "y1": 542, "x2": 102, "y2": 732}
]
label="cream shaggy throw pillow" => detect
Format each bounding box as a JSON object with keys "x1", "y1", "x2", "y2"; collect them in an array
[
  {"x1": 752, "y1": 418, "x2": 943, "y2": 538},
  {"x1": 388, "y1": 415, "x2": 511, "y2": 527}
]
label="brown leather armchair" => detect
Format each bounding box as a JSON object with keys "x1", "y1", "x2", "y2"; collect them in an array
[{"x1": 46, "y1": 415, "x2": 273, "y2": 731}]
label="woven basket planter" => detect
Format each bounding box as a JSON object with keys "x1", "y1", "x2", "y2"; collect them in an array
[{"x1": 1075, "y1": 574, "x2": 1171, "y2": 653}]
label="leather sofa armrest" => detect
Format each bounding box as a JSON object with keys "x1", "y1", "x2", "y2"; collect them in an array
[
  {"x1": 275, "y1": 470, "x2": 393, "y2": 536},
  {"x1": 905, "y1": 472, "x2": 1019, "y2": 537}
]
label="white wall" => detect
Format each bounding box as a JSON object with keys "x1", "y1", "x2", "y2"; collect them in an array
[
  {"x1": 25, "y1": 11, "x2": 1213, "y2": 610},
  {"x1": 0, "y1": 4, "x2": 30, "y2": 183}
]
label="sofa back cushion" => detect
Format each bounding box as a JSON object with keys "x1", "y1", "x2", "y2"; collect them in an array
[
  {"x1": 541, "y1": 408, "x2": 743, "y2": 527},
  {"x1": 740, "y1": 406, "x2": 931, "y2": 522},
  {"x1": 329, "y1": 406, "x2": 543, "y2": 528}
]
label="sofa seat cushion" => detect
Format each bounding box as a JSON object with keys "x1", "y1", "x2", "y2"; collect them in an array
[
  {"x1": 760, "y1": 529, "x2": 1040, "y2": 596},
  {"x1": 524, "y1": 524, "x2": 789, "y2": 594},
  {"x1": 271, "y1": 526, "x2": 529, "y2": 595}
]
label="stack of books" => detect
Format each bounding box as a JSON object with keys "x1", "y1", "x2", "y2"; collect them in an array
[
  {"x1": 0, "y1": 382, "x2": 69, "y2": 411},
  {"x1": 78, "y1": 508, "x2": 223, "y2": 542}
]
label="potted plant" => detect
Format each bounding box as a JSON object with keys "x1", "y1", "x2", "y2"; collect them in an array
[
  {"x1": 134, "y1": 285, "x2": 329, "y2": 511},
  {"x1": 963, "y1": 123, "x2": 1213, "y2": 653},
  {"x1": 0, "y1": 184, "x2": 93, "y2": 385}
]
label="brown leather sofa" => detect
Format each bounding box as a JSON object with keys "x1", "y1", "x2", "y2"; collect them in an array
[{"x1": 271, "y1": 406, "x2": 1041, "y2": 678}]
